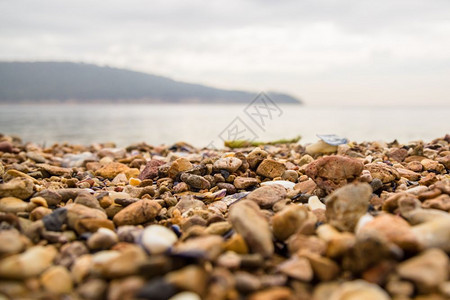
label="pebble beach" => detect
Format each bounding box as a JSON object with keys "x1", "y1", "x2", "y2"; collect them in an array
[{"x1": 0, "y1": 134, "x2": 449, "y2": 300}]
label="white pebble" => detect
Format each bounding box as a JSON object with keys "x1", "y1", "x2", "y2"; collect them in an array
[
  {"x1": 169, "y1": 292, "x2": 201, "y2": 300},
  {"x1": 261, "y1": 180, "x2": 295, "y2": 190},
  {"x1": 307, "y1": 196, "x2": 325, "y2": 210},
  {"x1": 355, "y1": 213, "x2": 375, "y2": 234},
  {"x1": 141, "y1": 225, "x2": 177, "y2": 254}
]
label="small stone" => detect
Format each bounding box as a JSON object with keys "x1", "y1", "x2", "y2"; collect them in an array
[
  {"x1": 358, "y1": 214, "x2": 419, "y2": 251},
  {"x1": 299, "y1": 252, "x2": 340, "y2": 281},
  {"x1": 256, "y1": 159, "x2": 286, "y2": 179},
  {"x1": 0, "y1": 229, "x2": 27, "y2": 256},
  {"x1": 261, "y1": 180, "x2": 295, "y2": 190},
  {"x1": 40, "y1": 265, "x2": 73, "y2": 295},
  {"x1": 421, "y1": 158, "x2": 445, "y2": 173},
  {"x1": 235, "y1": 271, "x2": 262, "y2": 293},
  {"x1": 77, "y1": 278, "x2": 108, "y2": 300},
  {"x1": 411, "y1": 217, "x2": 450, "y2": 251},
  {"x1": 169, "y1": 292, "x2": 202, "y2": 300},
  {"x1": 42, "y1": 207, "x2": 68, "y2": 231},
  {"x1": 74, "y1": 218, "x2": 115, "y2": 234},
  {"x1": 308, "y1": 195, "x2": 325, "y2": 210},
  {"x1": 272, "y1": 205, "x2": 309, "y2": 241},
  {"x1": 141, "y1": 225, "x2": 178, "y2": 254},
  {"x1": 0, "y1": 178, "x2": 34, "y2": 200},
  {"x1": 180, "y1": 173, "x2": 210, "y2": 190},
  {"x1": 305, "y1": 156, "x2": 363, "y2": 192},
  {"x1": 113, "y1": 200, "x2": 162, "y2": 226},
  {"x1": 281, "y1": 170, "x2": 298, "y2": 182},
  {"x1": 325, "y1": 182, "x2": 372, "y2": 232},
  {"x1": 66, "y1": 203, "x2": 108, "y2": 229},
  {"x1": 229, "y1": 200, "x2": 273, "y2": 257},
  {"x1": 294, "y1": 178, "x2": 317, "y2": 194},
  {"x1": 214, "y1": 157, "x2": 242, "y2": 173},
  {"x1": 87, "y1": 228, "x2": 118, "y2": 250},
  {"x1": 168, "y1": 158, "x2": 193, "y2": 179},
  {"x1": 245, "y1": 185, "x2": 286, "y2": 208},
  {"x1": 172, "y1": 235, "x2": 223, "y2": 260},
  {"x1": 397, "y1": 168, "x2": 421, "y2": 181},
  {"x1": 388, "y1": 147, "x2": 408, "y2": 162},
  {"x1": 397, "y1": 248, "x2": 448, "y2": 293},
  {"x1": 108, "y1": 276, "x2": 145, "y2": 300},
  {"x1": 138, "y1": 159, "x2": 165, "y2": 180},
  {"x1": 248, "y1": 287, "x2": 293, "y2": 300},
  {"x1": 422, "y1": 194, "x2": 450, "y2": 211},
  {"x1": 0, "y1": 245, "x2": 57, "y2": 279},
  {"x1": 165, "y1": 265, "x2": 208, "y2": 296},
  {"x1": 246, "y1": 148, "x2": 268, "y2": 169},
  {"x1": 56, "y1": 241, "x2": 89, "y2": 268},
  {"x1": 365, "y1": 163, "x2": 400, "y2": 183},
  {"x1": 234, "y1": 176, "x2": 258, "y2": 189},
  {"x1": 95, "y1": 162, "x2": 131, "y2": 179},
  {"x1": 277, "y1": 257, "x2": 313, "y2": 282},
  {"x1": 136, "y1": 278, "x2": 178, "y2": 300},
  {"x1": 0, "y1": 141, "x2": 13, "y2": 153},
  {"x1": 75, "y1": 192, "x2": 102, "y2": 210},
  {"x1": 33, "y1": 189, "x2": 62, "y2": 206},
  {"x1": 223, "y1": 233, "x2": 249, "y2": 254},
  {"x1": 92, "y1": 246, "x2": 146, "y2": 278},
  {"x1": 328, "y1": 280, "x2": 390, "y2": 300},
  {"x1": 0, "y1": 197, "x2": 28, "y2": 213},
  {"x1": 129, "y1": 177, "x2": 141, "y2": 186}
]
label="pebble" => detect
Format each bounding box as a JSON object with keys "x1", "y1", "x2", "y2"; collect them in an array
[
  {"x1": 141, "y1": 225, "x2": 177, "y2": 254},
  {"x1": 272, "y1": 204, "x2": 309, "y2": 241},
  {"x1": 214, "y1": 157, "x2": 242, "y2": 172},
  {"x1": 168, "y1": 157, "x2": 193, "y2": 179},
  {"x1": 365, "y1": 162, "x2": 400, "y2": 183},
  {"x1": 0, "y1": 177, "x2": 34, "y2": 200},
  {"x1": 233, "y1": 176, "x2": 258, "y2": 189},
  {"x1": 180, "y1": 173, "x2": 211, "y2": 190},
  {"x1": 87, "y1": 228, "x2": 118, "y2": 250},
  {"x1": 277, "y1": 256, "x2": 313, "y2": 282},
  {"x1": 411, "y1": 217, "x2": 450, "y2": 251},
  {"x1": 113, "y1": 200, "x2": 161, "y2": 226},
  {"x1": 305, "y1": 156, "x2": 363, "y2": 192},
  {"x1": 139, "y1": 159, "x2": 165, "y2": 180},
  {"x1": 325, "y1": 182, "x2": 371, "y2": 232},
  {"x1": 281, "y1": 169, "x2": 298, "y2": 182},
  {"x1": 245, "y1": 184, "x2": 286, "y2": 208},
  {"x1": 246, "y1": 147, "x2": 268, "y2": 169},
  {"x1": 169, "y1": 292, "x2": 202, "y2": 300},
  {"x1": 261, "y1": 180, "x2": 295, "y2": 190},
  {"x1": 305, "y1": 140, "x2": 338, "y2": 155},
  {"x1": 95, "y1": 162, "x2": 131, "y2": 179},
  {"x1": 0, "y1": 197, "x2": 28, "y2": 213},
  {"x1": 229, "y1": 200, "x2": 273, "y2": 257},
  {"x1": 0, "y1": 229, "x2": 27, "y2": 256},
  {"x1": 40, "y1": 265, "x2": 73, "y2": 295},
  {"x1": 397, "y1": 248, "x2": 448, "y2": 293},
  {"x1": 256, "y1": 159, "x2": 286, "y2": 179},
  {"x1": 308, "y1": 195, "x2": 325, "y2": 210},
  {"x1": 328, "y1": 279, "x2": 390, "y2": 300},
  {"x1": 0, "y1": 245, "x2": 57, "y2": 279}
]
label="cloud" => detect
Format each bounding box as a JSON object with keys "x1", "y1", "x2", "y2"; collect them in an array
[{"x1": 1, "y1": 0, "x2": 450, "y2": 105}]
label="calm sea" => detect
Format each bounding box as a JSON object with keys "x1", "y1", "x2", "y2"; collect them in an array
[{"x1": 0, "y1": 104, "x2": 449, "y2": 148}]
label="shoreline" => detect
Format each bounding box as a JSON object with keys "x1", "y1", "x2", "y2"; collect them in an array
[{"x1": 0, "y1": 135, "x2": 449, "y2": 299}]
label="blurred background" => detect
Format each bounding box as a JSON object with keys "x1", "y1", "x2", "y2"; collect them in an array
[{"x1": 0, "y1": 0, "x2": 449, "y2": 147}]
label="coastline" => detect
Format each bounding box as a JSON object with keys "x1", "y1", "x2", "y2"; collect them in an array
[{"x1": 0, "y1": 135, "x2": 449, "y2": 299}]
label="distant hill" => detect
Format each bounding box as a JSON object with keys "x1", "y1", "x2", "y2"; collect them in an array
[{"x1": 0, "y1": 62, "x2": 301, "y2": 104}]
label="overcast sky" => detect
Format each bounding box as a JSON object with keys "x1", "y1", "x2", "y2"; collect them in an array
[{"x1": 1, "y1": 0, "x2": 450, "y2": 105}]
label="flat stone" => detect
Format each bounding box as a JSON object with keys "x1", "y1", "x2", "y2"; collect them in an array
[
  {"x1": 165, "y1": 265, "x2": 208, "y2": 296},
  {"x1": 325, "y1": 182, "x2": 372, "y2": 232},
  {"x1": 234, "y1": 176, "x2": 258, "y2": 189},
  {"x1": 214, "y1": 157, "x2": 242, "y2": 173},
  {"x1": 229, "y1": 200, "x2": 273, "y2": 257},
  {"x1": 397, "y1": 248, "x2": 448, "y2": 293},
  {"x1": 172, "y1": 235, "x2": 223, "y2": 260},
  {"x1": 92, "y1": 246, "x2": 146, "y2": 278},
  {"x1": 113, "y1": 200, "x2": 162, "y2": 226},
  {"x1": 0, "y1": 178, "x2": 34, "y2": 200},
  {"x1": 246, "y1": 148, "x2": 268, "y2": 169},
  {"x1": 245, "y1": 185, "x2": 286, "y2": 208},
  {"x1": 294, "y1": 178, "x2": 317, "y2": 194},
  {"x1": 305, "y1": 156, "x2": 363, "y2": 192},
  {"x1": 256, "y1": 159, "x2": 286, "y2": 179},
  {"x1": 33, "y1": 189, "x2": 62, "y2": 206},
  {"x1": 66, "y1": 203, "x2": 108, "y2": 229}
]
